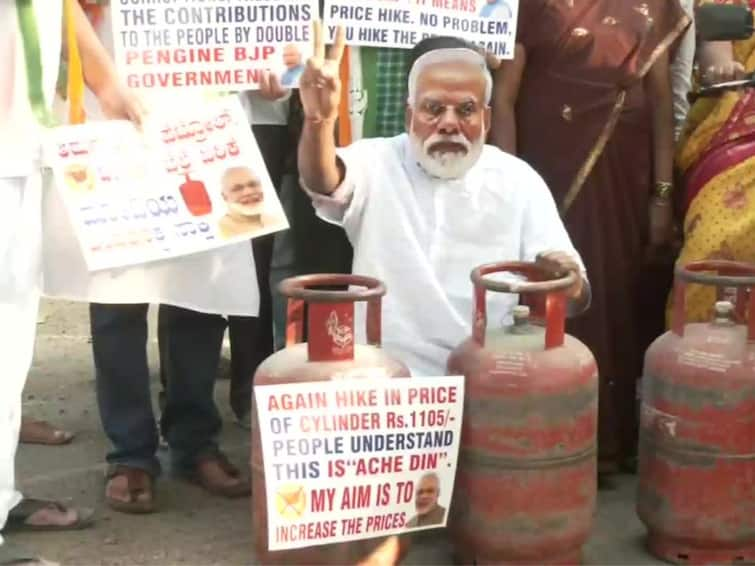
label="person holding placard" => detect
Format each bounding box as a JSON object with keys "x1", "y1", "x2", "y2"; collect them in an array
[
  {"x1": 42, "y1": 2, "x2": 255, "y2": 515},
  {"x1": 1, "y1": 0, "x2": 142, "y2": 562},
  {"x1": 297, "y1": 27, "x2": 590, "y2": 377}
]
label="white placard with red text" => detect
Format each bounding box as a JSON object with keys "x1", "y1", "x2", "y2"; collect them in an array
[
  {"x1": 111, "y1": 0, "x2": 318, "y2": 91},
  {"x1": 254, "y1": 377, "x2": 464, "y2": 551},
  {"x1": 324, "y1": 0, "x2": 518, "y2": 58},
  {"x1": 44, "y1": 96, "x2": 288, "y2": 271}
]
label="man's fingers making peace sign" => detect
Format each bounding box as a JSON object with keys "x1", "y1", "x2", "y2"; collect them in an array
[{"x1": 299, "y1": 22, "x2": 347, "y2": 123}]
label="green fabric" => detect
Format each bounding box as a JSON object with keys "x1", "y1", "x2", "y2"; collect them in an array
[
  {"x1": 374, "y1": 48, "x2": 409, "y2": 138},
  {"x1": 16, "y1": 0, "x2": 56, "y2": 126},
  {"x1": 360, "y1": 47, "x2": 378, "y2": 139}
]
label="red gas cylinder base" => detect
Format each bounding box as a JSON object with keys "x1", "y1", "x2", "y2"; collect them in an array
[{"x1": 647, "y1": 533, "x2": 755, "y2": 565}]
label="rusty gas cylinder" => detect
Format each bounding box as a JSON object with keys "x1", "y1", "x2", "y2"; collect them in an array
[
  {"x1": 638, "y1": 260, "x2": 755, "y2": 565},
  {"x1": 251, "y1": 274, "x2": 411, "y2": 565},
  {"x1": 448, "y1": 262, "x2": 598, "y2": 565}
]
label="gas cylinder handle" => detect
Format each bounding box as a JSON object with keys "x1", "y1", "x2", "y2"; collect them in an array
[
  {"x1": 470, "y1": 262, "x2": 575, "y2": 350},
  {"x1": 671, "y1": 260, "x2": 755, "y2": 341},
  {"x1": 675, "y1": 260, "x2": 755, "y2": 287},
  {"x1": 278, "y1": 274, "x2": 385, "y2": 349},
  {"x1": 279, "y1": 274, "x2": 386, "y2": 302},
  {"x1": 471, "y1": 262, "x2": 578, "y2": 295}
]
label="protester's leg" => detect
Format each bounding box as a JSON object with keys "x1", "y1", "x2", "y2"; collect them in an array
[
  {"x1": 158, "y1": 305, "x2": 225, "y2": 466},
  {"x1": 227, "y1": 315, "x2": 257, "y2": 421},
  {"x1": 1, "y1": 175, "x2": 90, "y2": 538},
  {"x1": 0, "y1": 176, "x2": 39, "y2": 537},
  {"x1": 89, "y1": 303, "x2": 159, "y2": 514},
  {"x1": 159, "y1": 305, "x2": 248, "y2": 496},
  {"x1": 0, "y1": 292, "x2": 36, "y2": 540},
  {"x1": 90, "y1": 303, "x2": 160, "y2": 476}
]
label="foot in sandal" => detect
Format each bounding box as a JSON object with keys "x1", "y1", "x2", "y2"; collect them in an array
[
  {"x1": 4, "y1": 497, "x2": 94, "y2": 533},
  {"x1": 104, "y1": 466, "x2": 155, "y2": 514},
  {"x1": 19, "y1": 418, "x2": 74, "y2": 446}
]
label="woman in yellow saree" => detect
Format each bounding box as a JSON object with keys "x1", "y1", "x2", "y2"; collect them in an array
[{"x1": 675, "y1": 1, "x2": 755, "y2": 322}]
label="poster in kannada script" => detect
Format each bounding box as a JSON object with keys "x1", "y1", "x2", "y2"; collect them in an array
[
  {"x1": 112, "y1": 0, "x2": 318, "y2": 91},
  {"x1": 324, "y1": 0, "x2": 518, "y2": 58},
  {"x1": 45, "y1": 96, "x2": 288, "y2": 271},
  {"x1": 254, "y1": 377, "x2": 464, "y2": 550}
]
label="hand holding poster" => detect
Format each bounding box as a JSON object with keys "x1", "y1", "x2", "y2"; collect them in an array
[
  {"x1": 112, "y1": 0, "x2": 318, "y2": 91},
  {"x1": 44, "y1": 96, "x2": 288, "y2": 271},
  {"x1": 253, "y1": 377, "x2": 464, "y2": 551},
  {"x1": 324, "y1": 0, "x2": 518, "y2": 58}
]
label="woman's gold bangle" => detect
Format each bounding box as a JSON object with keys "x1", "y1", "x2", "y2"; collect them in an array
[{"x1": 654, "y1": 182, "x2": 673, "y2": 199}]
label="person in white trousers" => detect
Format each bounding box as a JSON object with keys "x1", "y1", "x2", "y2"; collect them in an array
[{"x1": 0, "y1": 2, "x2": 142, "y2": 563}]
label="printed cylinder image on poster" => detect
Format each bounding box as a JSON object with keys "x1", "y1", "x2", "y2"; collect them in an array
[{"x1": 253, "y1": 377, "x2": 465, "y2": 551}]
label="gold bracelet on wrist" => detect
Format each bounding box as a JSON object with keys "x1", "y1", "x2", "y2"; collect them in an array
[{"x1": 654, "y1": 181, "x2": 673, "y2": 199}]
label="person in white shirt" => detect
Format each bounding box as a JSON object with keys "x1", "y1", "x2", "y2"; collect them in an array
[
  {"x1": 298, "y1": 29, "x2": 590, "y2": 376},
  {"x1": 1, "y1": 1, "x2": 141, "y2": 562}
]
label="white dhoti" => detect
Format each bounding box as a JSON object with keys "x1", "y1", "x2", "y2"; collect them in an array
[{"x1": 0, "y1": 173, "x2": 43, "y2": 540}]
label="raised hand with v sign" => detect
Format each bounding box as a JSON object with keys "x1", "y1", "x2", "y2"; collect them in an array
[{"x1": 299, "y1": 22, "x2": 346, "y2": 123}]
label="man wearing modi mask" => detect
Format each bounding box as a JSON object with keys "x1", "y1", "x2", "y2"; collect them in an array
[{"x1": 298, "y1": 26, "x2": 591, "y2": 376}]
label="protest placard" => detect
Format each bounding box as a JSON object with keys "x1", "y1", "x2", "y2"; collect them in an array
[
  {"x1": 44, "y1": 96, "x2": 288, "y2": 272},
  {"x1": 324, "y1": 0, "x2": 518, "y2": 58},
  {"x1": 111, "y1": 0, "x2": 318, "y2": 91},
  {"x1": 253, "y1": 377, "x2": 464, "y2": 551}
]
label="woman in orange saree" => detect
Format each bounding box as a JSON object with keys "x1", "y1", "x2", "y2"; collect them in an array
[{"x1": 675, "y1": 3, "x2": 755, "y2": 322}]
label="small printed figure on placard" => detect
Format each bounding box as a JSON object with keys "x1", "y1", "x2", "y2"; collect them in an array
[
  {"x1": 480, "y1": 0, "x2": 512, "y2": 18},
  {"x1": 275, "y1": 484, "x2": 307, "y2": 521},
  {"x1": 406, "y1": 472, "x2": 446, "y2": 528},
  {"x1": 218, "y1": 165, "x2": 282, "y2": 239},
  {"x1": 63, "y1": 163, "x2": 96, "y2": 193},
  {"x1": 280, "y1": 44, "x2": 305, "y2": 87}
]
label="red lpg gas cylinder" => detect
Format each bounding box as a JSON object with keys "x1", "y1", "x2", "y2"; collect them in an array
[
  {"x1": 638, "y1": 260, "x2": 755, "y2": 565},
  {"x1": 251, "y1": 274, "x2": 411, "y2": 565},
  {"x1": 448, "y1": 262, "x2": 598, "y2": 565}
]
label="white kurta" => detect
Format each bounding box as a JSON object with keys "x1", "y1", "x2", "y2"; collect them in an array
[
  {"x1": 41, "y1": 6, "x2": 260, "y2": 317},
  {"x1": 307, "y1": 134, "x2": 586, "y2": 376},
  {"x1": 0, "y1": 0, "x2": 63, "y2": 542}
]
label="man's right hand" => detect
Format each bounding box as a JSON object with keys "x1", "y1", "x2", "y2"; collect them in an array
[{"x1": 299, "y1": 22, "x2": 346, "y2": 123}]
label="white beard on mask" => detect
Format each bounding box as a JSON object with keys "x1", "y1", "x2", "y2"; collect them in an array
[
  {"x1": 227, "y1": 200, "x2": 265, "y2": 218},
  {"x1": 409, "y1": 120, "x2": 485, "y2": 180}
]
